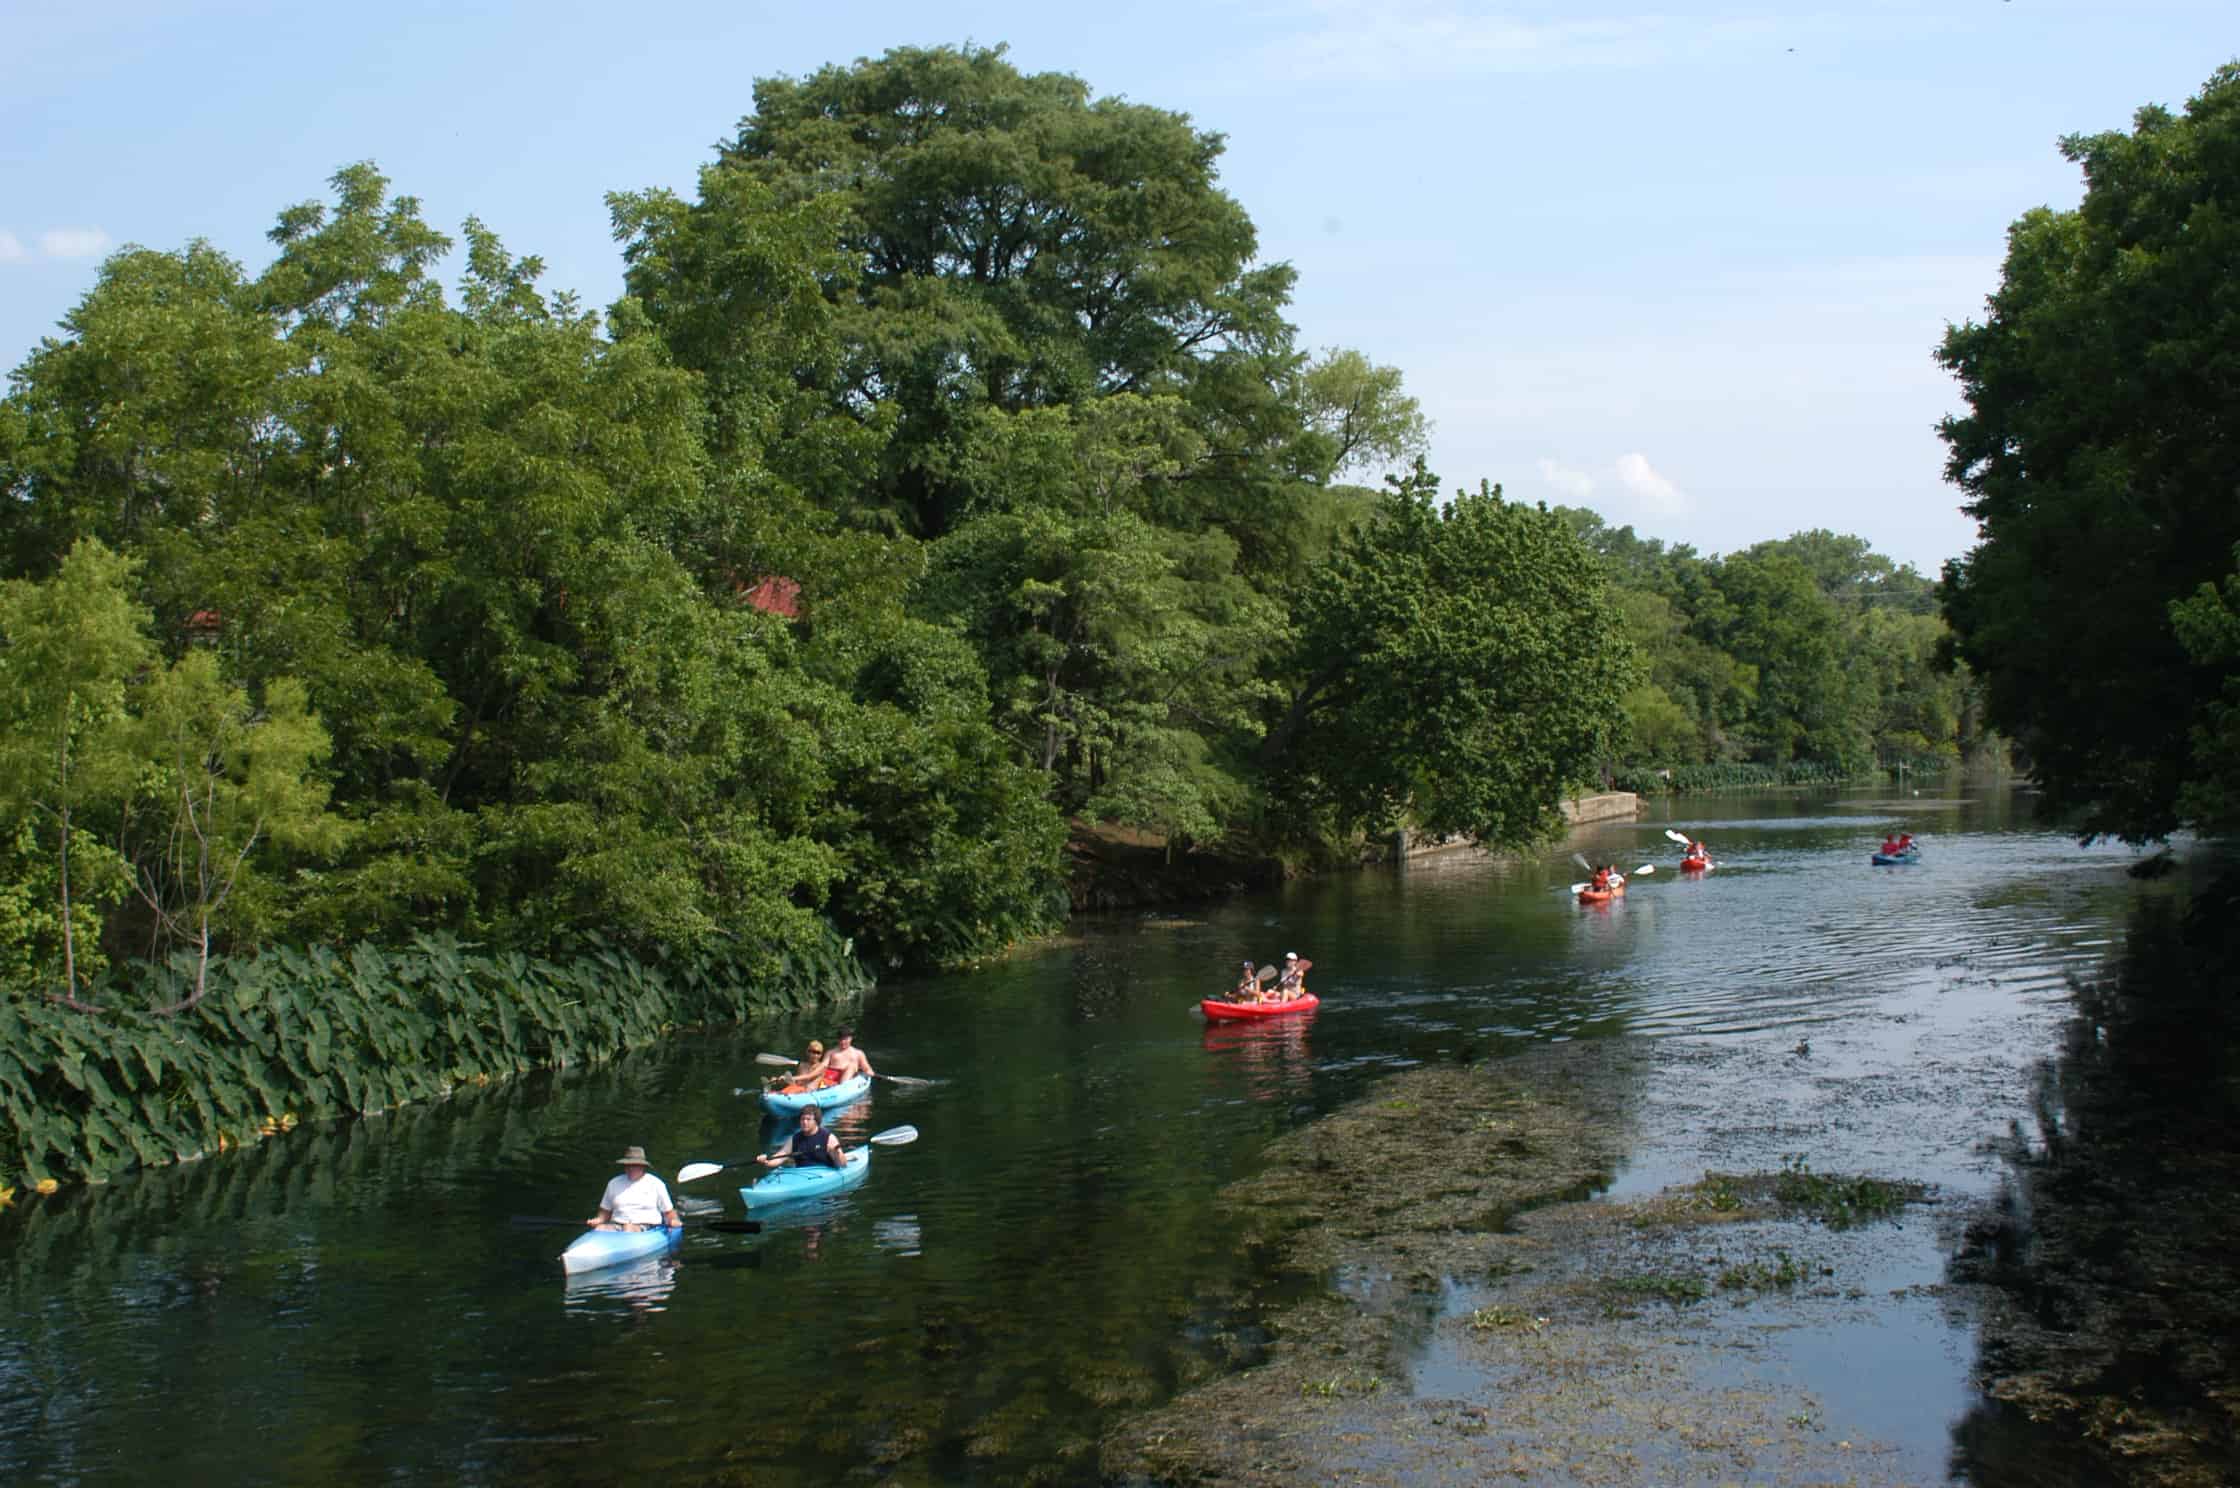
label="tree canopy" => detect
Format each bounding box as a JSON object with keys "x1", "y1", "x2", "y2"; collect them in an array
[{"x1": 1939, "y1": 62, "x2": 2240, "y2": 840}]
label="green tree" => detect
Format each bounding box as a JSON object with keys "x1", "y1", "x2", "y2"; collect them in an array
[
  {"x1": 1939, "y1": 63, "x2": 2240, "y2": 838},
  {"x1": 1265, "y1": 464, "x2": 1637, "y2": 845},
  {"x1": 0, "y1": 540, "x2": 154, "y2": 998},
  {"x1": 122, "y1": 655, "x2": 345, "y2": 1010}
]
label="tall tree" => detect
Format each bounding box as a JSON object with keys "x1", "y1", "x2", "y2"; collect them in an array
[
  {"x1": 1266, "y1": 464, "x2": 1637, "y2": 845},
  {"x1": 1939, "y1": 63, "x2": 2240, "y2": 839}
]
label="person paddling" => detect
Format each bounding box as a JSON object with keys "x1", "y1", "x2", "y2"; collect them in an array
[
  {"x1": 1233, "y1": 961, "x2": 1261, "y2": 1001},
  {"x1": 824, "y1": 1026, "x2": 875, "y2": 1083},
  {"x1": 756, "y1": 1105, "x2": 847, "y2": 1172},
  {"x1": 587, "y1": 1146, "x2": 682, "y2": 1232},
  {"x1": 1275, "y1": 951, "x2": 1312, "y2": 998}
]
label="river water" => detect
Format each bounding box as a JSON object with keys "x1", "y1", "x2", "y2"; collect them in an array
[{"x1": 0, "y1": 790, "x2": 2149, "y2": 1485}]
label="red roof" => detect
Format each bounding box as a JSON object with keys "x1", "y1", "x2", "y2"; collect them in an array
[{"x1": 741, "y1": 575, "x2": 802, "y2": 619}]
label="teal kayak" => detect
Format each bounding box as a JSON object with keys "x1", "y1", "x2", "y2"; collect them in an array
[
  {"x1": 740, "y1": 1147, "x2": 871, "y2": 1209},
  {"x1": 1870, "y1": 849, "x2": 1921, "y2": 865},
  {"x1": 760, "y1": 1072, "x2": 872, "y2": 1117},
  {"x1": 559, "y1": 1223, "x2": 683, "y2": 1275}
]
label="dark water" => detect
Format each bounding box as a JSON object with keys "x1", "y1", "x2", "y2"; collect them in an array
[{"x1": 0, "y1": 791, "x2": 2149, "y2": 1484}]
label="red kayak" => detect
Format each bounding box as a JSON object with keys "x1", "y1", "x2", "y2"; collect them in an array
[
  {"x1": 1680, "y1": 855, "x2": 1710, "y2": 872},
  {"x1": 1577, "y1": 887, "x2": 1618, "y2": 905},
  {"x1": 1201, "y1": 992, "x2": 1319, "y2": 1021}
]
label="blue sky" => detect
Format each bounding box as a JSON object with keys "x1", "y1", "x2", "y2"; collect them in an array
[{"x1": 3, "y1": 1, "x2": 2232, "y2": 572}]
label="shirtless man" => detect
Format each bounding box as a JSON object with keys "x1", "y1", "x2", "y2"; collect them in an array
[{"x1": 824, "y1": 1026, "x2": 876, "y2": 1083}]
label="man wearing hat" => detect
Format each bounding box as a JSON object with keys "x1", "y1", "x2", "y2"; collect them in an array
[
  {"x1": 587, "y1": 1146, "x2": 682, "y2": 1232},
  {"x1": 1275, "y1": 951, "x2": 1313, "y2": 996}
]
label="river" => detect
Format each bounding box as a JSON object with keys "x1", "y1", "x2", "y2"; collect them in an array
[{"x1": 0, "y1": 789, "x2": 2153, "y2": 1484}]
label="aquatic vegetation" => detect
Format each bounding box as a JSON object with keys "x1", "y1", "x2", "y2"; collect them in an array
[
  {"x1": 1715, "y1": 1249, "x2": 1816, "y2": 1293},
  {"x1": 1599, "y1": 1271, "x2": 1710, "y2": 1306},
  {"x1": 1770, "y1": 1157, "x2": 1918, "y2": 1228}
]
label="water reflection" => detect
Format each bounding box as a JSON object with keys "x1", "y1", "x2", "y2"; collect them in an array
[
  {"x1": 559, "y1": 1255, "x2": 678, "y2": 1313},
  {"x1": 1947, "y1": 874, "x2": 2240, "y2": 1487},
  {"x1": 1200, "y1": 1014, "x2": 1316, "y2": 1103}
]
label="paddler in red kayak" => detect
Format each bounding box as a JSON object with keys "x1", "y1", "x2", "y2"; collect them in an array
[
  {"x1": 1234, "y1": 961, "x2": 1261, "y2": 1000},
  {"x1": 1272, "y1": 951, "x2": 1312, "y2": 999}
]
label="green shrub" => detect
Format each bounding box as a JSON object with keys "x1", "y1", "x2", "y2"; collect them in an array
[{"x1": 0, "y1": 923, "x2": 868, "y2": 1188}]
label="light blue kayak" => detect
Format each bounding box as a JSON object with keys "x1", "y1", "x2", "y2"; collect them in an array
[
  {"x1": 740, "y1": 1147, "x2": 871, "y2": 1210},
  {"x1": 1870, "y1": 849, "x2": 1921, "y2": 865},
  {"x1": 559, "y1": 1223, "x2": 683, "y2": 1276},
  {"x1": 760, "y1": 1072, "x2": 872, "y2": 1117}
]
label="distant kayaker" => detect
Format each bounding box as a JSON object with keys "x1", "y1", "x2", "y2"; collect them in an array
[
  {"x1": 825, "y1": 1026, "x2": 876, "y2": 1083},
  {"x1": 1234, "y1": 961, "x2": 1260, "y2": 1000},
  {"x1": 587, "y1": 1146, "x2": 682, "y2": 1232},
  {"x1": 1275, "y1": 951, "x2": 1312, "y2": 996},
  {"x1": 1880, "y1": 834, "x2": 1904, "y2": 856},
  {"x1": 1590, "y1": 865, "x2": 1618, "y2": 892},
  {"x1": 757, "y1": 1105, "x2": 847, "y2": 1172}
]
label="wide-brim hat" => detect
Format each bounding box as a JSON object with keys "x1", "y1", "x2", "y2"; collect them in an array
[{"x1": 616, "y1": 1146, "x2": 653, "y2": 1166}]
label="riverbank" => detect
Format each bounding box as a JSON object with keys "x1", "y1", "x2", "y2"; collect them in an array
[{"x1": 1066, "y1": 795, "x2": 1641, "y2": 910}]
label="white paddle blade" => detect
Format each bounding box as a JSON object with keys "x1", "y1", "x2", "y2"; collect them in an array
[
  {"x1": 1572, "y1": 852, "x2": 1594, "y2": 871},
  {"x1": 1634, "y1": 864, "x2": 1656, "y2": 875},
  {"x1": 1568, "y1": 882, "x2": 1589, "y2": 894},
  {"x1": 1664, "y1": 829, "x2": 1692, "y2": 844},
  {"x1": 676, "y1": 1161, "x2": 726, "y2": 1183},
  {"x1": 754, "y1": 1052, "x2": 797, "y2": 1067},
  {"x1": 867, "y1": 1125, "x2": 920, "y2": 1146}
]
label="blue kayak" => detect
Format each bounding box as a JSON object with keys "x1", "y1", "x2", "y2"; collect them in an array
[
  {"x1": 559, "y1": 1223, "x2": 683, "y2": 1275},
  {"x1": 760, "y1": 1072, "x2": 872, "y2": 1117},
  {"x1": 740, "y1": 1147, "x2": 871, "y2": 1210},
  {"x1": 1870, "y1": 849, "x2": 1921, "y2": 865}
]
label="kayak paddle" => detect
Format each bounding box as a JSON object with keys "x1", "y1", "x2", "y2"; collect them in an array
[
  {"x1": 1663, "y1": 828, "x2": 1693, "y2": 846},
  {"x1": 1567, "y1": 865, "x2": 1656, "y2": 893},
  {"x1": 1193, "y1": 963, "x2": 1277, "y2": 1012},
  {"x1": 511, "y1": 1214, "x2": 763, "y2": 1235},
  {"x1": 756, "y1": 1050, "x2": 932, "y2": 1087},
  {"x1": 676, "y1": 1125, "x2": 921, "y2": 1184}
]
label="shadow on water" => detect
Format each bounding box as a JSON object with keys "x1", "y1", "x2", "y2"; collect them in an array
[{"x1": 1949, "y1": 867, "x2": 2240, "y2": 1488}]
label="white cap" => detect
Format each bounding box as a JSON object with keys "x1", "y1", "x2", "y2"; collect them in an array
[{"x1": 1285, "y1": 951, "x2": 1298, "y2": 960}]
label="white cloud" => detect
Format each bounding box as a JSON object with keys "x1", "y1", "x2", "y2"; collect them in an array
[
  {"x1": 1536, "y1": 457, "x2": 1597, "y2": 500},
  {"x1": 1614, "y1": 452, "x2": 1689, "y2": 514},
  {"x1": 39, "y1": 227, "x2": 111, "y2": 260},
  {"x1": 0, "y1": 231, "x2": 25, "y2": 263}
]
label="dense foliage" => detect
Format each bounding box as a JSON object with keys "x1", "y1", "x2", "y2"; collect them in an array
[
  {"x1": 1558, "y1": 514, "x2": 1988, "y2": 783},
  {"x1": 4, "y1": 43, "x2": 1983, "y2": 1185},
  {"x1": 0, "y1": 927, "x2": 862, "y2": 1187},
  {"x1": 1939, "y1": 62, "x2": 2240, "y2": 841}
]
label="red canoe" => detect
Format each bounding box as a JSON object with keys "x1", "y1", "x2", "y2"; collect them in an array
[
  {"x1": 1680, "y1": 855, "x2": 1710, "y2": 872},
  {"x1": 1200, "y1": 992, "x2": 1320, "y2": 1022}
]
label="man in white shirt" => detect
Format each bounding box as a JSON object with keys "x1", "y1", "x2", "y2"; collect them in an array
[{"x1": 587, "y1": 1146, "x2": 682, "y2": 1232}]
